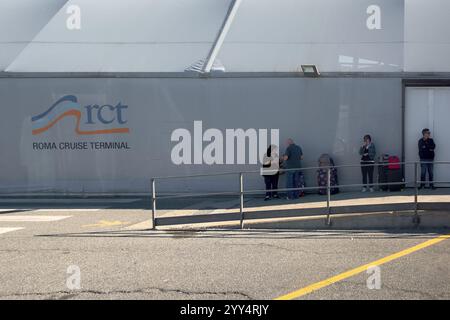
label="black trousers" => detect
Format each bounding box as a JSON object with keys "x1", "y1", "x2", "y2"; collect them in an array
[
  {"x1": 361, "y1": 162, "x2": 375, "y2": 187},
  {"x1": 263, "y1": 174, "x2": 279, "y2": 197}
]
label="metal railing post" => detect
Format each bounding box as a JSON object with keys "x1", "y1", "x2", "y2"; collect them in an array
[
  {"x1": 326, "y1": 168, "x2": 332, "y2": 226},
  {"x1": 239, "y1": 173, "x2": 244, "y2": 229},
  {"x1": 151, "y1": 178, "x2": 157, "y2": 230},
  {"x1": 413, "y1": 162, "x2": 420, "y2": 225},
  {"x1": 146, "y1": 160, "x2": 450, "y2": 230}
]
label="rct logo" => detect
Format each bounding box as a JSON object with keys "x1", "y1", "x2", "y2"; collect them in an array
[{"x1": 31, "y1": 95, "x2": 130, "y2": 136}]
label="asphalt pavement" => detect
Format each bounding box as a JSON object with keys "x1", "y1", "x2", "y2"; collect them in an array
[{"x1": 0, "y1": 198, "x2": 448, "y2": 300}]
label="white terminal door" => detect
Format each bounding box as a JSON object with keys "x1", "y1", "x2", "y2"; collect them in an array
[{"x1": 405, "y1": 87, "x2": 450, "y2": 186}]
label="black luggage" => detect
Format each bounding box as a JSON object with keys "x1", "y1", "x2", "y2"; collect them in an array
[
  {"x1": 378, "y1": 154, "x2": 389, "y2": 191},
  {"x1": 388, "y1": 169, "x2": 404, "y2": 192},
  {"x1": 386, "y1": 155, "x2": 404, "y2": 192},
  {"x1": 298, "y1": 171, "x2": 306, "y2": 197},
  {"x1": 317, "y1": 154, "x2": 339, "y2": 195}
]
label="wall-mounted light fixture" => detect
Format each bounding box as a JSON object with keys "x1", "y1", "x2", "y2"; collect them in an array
[{"x1": 301, "y1": 65, "x2": 320, "y2": 77}]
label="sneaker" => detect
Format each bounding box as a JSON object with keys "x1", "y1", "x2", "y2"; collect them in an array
[
  {"x1": 272, "y1": 194, "x2": 280, "y2": 199},
  {"x1": 264, "y1": 196, "x2": 271, "y2": 201},
  {"x1": 361, "y1": 187, "x2": 367, "y2": 193},
  {"x1": 369, "y1": 187, "x2": 374, "y2": 193}
]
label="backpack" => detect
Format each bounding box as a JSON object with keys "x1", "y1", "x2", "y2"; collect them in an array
[
  {"x1": 388, "y1": 156, "x2": 401, "y2": 170},
  {"x1": 379, "y1": 154, "x2": 390, "y2": 164},
  {"x1": 317, "y1": 154, "x2": 339, "y2": 195},
  {"x1": 318, "y1": 154, "x2": 332, "y2": 167}
]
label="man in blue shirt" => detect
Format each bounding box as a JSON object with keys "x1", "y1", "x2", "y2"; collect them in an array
[{"x1": 283, "y1": 138, "x2": 303, "y2": 199}]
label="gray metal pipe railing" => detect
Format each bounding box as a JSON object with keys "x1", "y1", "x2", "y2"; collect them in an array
[
  {"x1": 326, "y1": 167, "x2": 332, "y2": 226},
  {"x1": 151, "y1": 160, "x2": 450, "y2": 180},
  {"x1": 150, "y1": 161, "x2": 450, "y2": 229},
  {"x1": 239, "y1": 172, "x2": 244, "y2": 229}
]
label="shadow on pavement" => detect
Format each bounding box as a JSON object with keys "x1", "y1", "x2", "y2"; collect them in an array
[
  {"x1": 35, "y1": 228, "x2": 450, "y2": 240},
  {"x1": 1, "y1": 188, "x2": 450, "y2": 211}
]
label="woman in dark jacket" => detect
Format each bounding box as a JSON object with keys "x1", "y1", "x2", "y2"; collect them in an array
[{"x1": 359, "y1": 135, "x2": 376, "y2": 192}]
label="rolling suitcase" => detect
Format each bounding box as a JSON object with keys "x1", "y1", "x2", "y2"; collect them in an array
[
  {"x1": 318, "y1": 169, "x2": 327, "y2": 195},
  {"x1": 329, "y1": 166, "x2": 339, "y2": 195},
  {"x1": 298, "y1": 171, "x2": 306, "y2": 197},
  {"x1": 387, "y1": 156, "x2": 404, "y2": 192},
  {"x1": 317, "y1": 154, "x2": 339, "y2": 195},
  {"x1": 378, "y1": 154, "x2": 389, "y2": 191},
  {"x1": 388, "y1": 169, "x2": 404, "y2": 191}
]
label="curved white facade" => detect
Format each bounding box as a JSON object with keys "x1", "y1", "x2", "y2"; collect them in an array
[{"x1": 2, "y1": 0, "x2": 450, "y2": 73}]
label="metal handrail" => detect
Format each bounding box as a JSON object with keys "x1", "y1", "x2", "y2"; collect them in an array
[
  {"x1": 150, "y1": 161, "x2": 449, "y2": 229},
  {"x1": 151, "y1": 160, "x2": 450, "y2": 180}
]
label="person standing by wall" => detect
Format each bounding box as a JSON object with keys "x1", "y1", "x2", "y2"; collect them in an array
[
  {"x1": 283, "y1": 138, "x2": 303, "y2": 200},
  {"x1": 359, "y1": 134, "x2": 376, "y2": 192},
  {"x1": 418, "y1": 128, "x2": 436, "y2": 190},
  {"x1": 261, "y1": 145, "x2": 280, "y2": 201}
]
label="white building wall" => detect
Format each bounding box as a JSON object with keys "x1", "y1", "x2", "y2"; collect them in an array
[
  {"x1": 218, "y1": 0, "x2": 405, "y2": 72},
  {"x1": 0, "y1": 0, "x2": 68, "y2": 70},
  {"x1": 404, "y1": 0, "x2": 450, "y2": 72},
  {"x1": 4, "y1": 0, "x2": 231, "y2": 72},
  {"x1": 0, "y1": 77, "x2": 402, "y2": 194},
  {"x1": 2, "y1": 0, "x2": 450, "y2": 73}
]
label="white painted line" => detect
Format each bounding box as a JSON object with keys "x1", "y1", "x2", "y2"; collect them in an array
[
  {"x1": 0, "y1": 215, "x2": 72, "y2": 222},
  {"x1": 34, "y1": 209, "x2": 100, "y2": 212},
  {"x1": 0, "y1": 227, "x2": 24, "y2": 235},
  {"x1": 0, "y1": 199, "x2": 139, "y2": 204},
  {"x1": 1, "y1": 209, "x2": 102, "y2": 212}
]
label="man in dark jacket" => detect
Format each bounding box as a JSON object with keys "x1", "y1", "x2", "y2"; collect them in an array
[
  {"x1": 359, "y1": 134, "x2": 376, "y2": 192},
  {"x1": 418, "y1": 128, "x2": 436, "y2": 189},
  {"x1": 283, "y1": 138, "x2": 303, "y2": 199}
]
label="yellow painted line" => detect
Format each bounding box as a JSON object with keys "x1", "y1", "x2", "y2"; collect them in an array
[
  {"x1": 83, "y1": 220, "x2": 130, "y2": 228},
  {"x1": 275, "y1": 234, "x2": 450, "y2": 300}
]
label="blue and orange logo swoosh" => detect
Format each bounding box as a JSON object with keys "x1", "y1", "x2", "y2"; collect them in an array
[{"x1": 31, "y1": 95, "x2": 130, "y2": 136}]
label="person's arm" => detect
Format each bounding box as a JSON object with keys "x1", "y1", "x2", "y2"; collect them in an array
[
  {"x1": 369, "y1": 144, "x2": 376, "y2": 160},
  {"x1": 418, "y1": 140, "x2": 423, "y2": 158},
  {"x1": 299, "y1": 147, "x2": 304, "y2": 160},
  {"x1": 283, "y1": 148, "x2": 290, "y2": 161},
  {"x1": 430, "y1": 139, "x2": 436, "y2": 150},
  {"x1": 359, "y1": 146, "x2": 364, "y2": 156},
  {"x1": 263, "y1": 155, "x2": 271, "y2": 166}
]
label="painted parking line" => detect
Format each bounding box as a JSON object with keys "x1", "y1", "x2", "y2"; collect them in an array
[
  {"x1": 0, "y1": 215, "x2": 72, "y2": 222},
  {"x1": 274, "y1": 234, "x2": 450, "y2": 300},
  {"x1": 83, "y1": 220, "x2": 130, "y2": 228},
  {"x1": 1, "y1": 209, "x2": 102, "y2": 213},
  {"x1": 0, "y1": 199, "x2": 140, "y2": 204},
  {"x1": 34, "y1": 209, "x2": 100, "y2": 212},
  {"x1": 0, "y1": 227, "x2": 24, "y2": 235}
]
